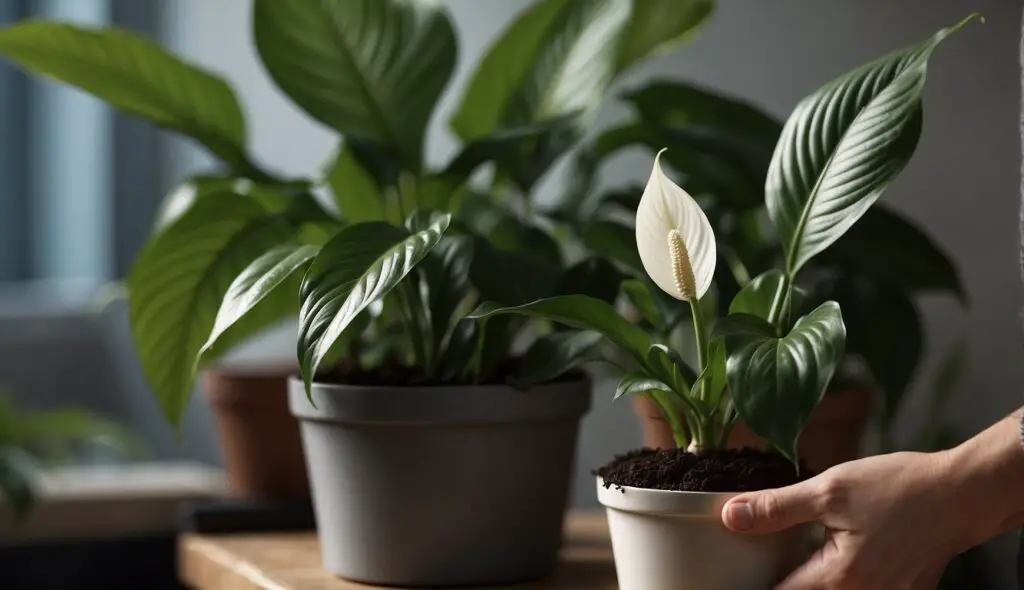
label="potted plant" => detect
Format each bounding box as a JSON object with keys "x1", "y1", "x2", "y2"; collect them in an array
[
  {"x1": 548, "y1": 27, "x2": 968, "y2": 474},
  {"x1": 0, "y1": 394, "x2": 131, "y2": 520},
  {"x1": 471, "y1": 17, "x2": 974, "y2": 589},
  {"x1": 0, "y1": 0, "x2": 716, "y2": 584}
]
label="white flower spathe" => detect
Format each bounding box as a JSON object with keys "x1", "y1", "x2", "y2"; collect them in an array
[{"x1": 635, "y1": 149, "x2": 717, "y2": 301}]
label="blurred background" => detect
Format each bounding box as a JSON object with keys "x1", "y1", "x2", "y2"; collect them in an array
[{"x1": 0, "y1": 0, "x2": 1019, "y2": 586}]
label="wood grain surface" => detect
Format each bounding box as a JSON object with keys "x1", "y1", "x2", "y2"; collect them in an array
[{"x1": 179, "y1": 512, "x2": 617, "y2": 589}]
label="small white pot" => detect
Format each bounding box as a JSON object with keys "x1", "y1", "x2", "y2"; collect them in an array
[{"x1": 597, "y1": 478, "x2": 815, "y2": 590}]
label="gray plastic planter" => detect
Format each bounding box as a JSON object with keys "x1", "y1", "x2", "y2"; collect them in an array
[{"x1": 288, "y1": 377, "x2": 591, "y2": 587}]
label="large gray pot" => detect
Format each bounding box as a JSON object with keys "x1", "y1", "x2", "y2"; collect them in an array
[{"x1": 288, "y1": 377, "x2": 591, "y2": 587}]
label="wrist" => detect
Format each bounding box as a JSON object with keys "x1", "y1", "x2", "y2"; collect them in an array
[{"x1": 945, "y1": 411, "x2": 1024, "y2": 548}]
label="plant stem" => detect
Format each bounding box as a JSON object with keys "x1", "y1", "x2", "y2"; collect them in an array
[
  {"x1": 766, "y1": 273, "x2": 793, "y2": 332},
  {"x1": 688, "y1": 299, "x2": 710, "y2": 400}
]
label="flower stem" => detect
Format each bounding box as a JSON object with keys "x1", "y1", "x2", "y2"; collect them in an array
[{"x1": 688, "y1": 298, "x2": 710, "y2": 400}]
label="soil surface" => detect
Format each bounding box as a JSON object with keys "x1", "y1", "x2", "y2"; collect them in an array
[
  {"x1": 318, "y1": 360, "x2": 584, "y2": 387},
  {"x1": 595, "y1": 447, "x2": 811, "y2": 492}
]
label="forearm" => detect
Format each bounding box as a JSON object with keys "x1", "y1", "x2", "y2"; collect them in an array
[{"x1": 944, "y1": 408, "x2": 1024, "y2": 548}]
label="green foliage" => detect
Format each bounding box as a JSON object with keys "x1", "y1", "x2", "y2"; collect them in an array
[
  {"x1": 716, "y1": 303, "x2": 846, "y2": 462},
  {"x1": 253, "y1": 0, "x2": 456, "y2": 170},
  {"x1": 471, "y1": 18, "x2": 973, "y2": 460},
  {"x1": 0, "y1": 0, "x2": 714, "y2": 425},
  {"x1": 0, "y1": 22, "x2": 254, "y2": 172},
  {"x1": 0, "y1": 396, "x2": 134, "y2": 519}
]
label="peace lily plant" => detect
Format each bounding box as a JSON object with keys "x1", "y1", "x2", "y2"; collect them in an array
[{"x1": 472, "y1": 16, "x2": 974, "y2": 589}]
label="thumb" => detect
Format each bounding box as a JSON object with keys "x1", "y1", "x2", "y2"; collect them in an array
[{"x1": 721, "y1": 480, "x2": 821, "y2": 534}]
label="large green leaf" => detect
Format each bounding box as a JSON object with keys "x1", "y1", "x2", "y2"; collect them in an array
[
  {"x1": 199, "y1": 244, "x2": 321, "y2": 363},
  {"x1": 615, "y1": 0, "x2": 712, "y2": 73},
  {"x1": 297, "y1": 215, "x2": 450, "y2": 391},
  {"x1": 253, "y1": 0, "x2": 456, "y2": 169},
  {"x1": 818, "y1": 205, "x2": 965, "y2": 303},
  {"x1": 767, "y1": 19, "x2": 972, "y2": 275},
  {"x1": 469, "y1": 295, "x2": 652, "y2": 366},
  {"x1": 625, "y1": 82, "x2": 781, "y2": 151},
  {"x1": 468, "y1": 237, "x2": 560, "y2": 306},
  {"x1": 515, "y1": 330, "x2": 602, "y2": 387},
  {"x1": 129, "y1": 196, "x2": 295, "y2": 426},
  {"x1": 717, "y1": 302, "x2": 846, "y2": 462},
  {"x1": 451, "y1": 0, "x2": 627, "y2": 140},
  {"x1": 325, "y1": 143, "x2": 385, "y2": 222},
  {"x1": 0, "y1": 22, "x2": 250, "y2": 170}
]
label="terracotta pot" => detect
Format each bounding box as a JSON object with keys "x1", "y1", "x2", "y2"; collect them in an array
[
  {"x1": 204, "y1": 369, "x2": 309, "y2": 500},
  {"x1": 633, "y1": 388, "x2": 874, "y2": 473}
]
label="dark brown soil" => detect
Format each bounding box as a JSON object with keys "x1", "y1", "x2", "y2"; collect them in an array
[{"x1": 595, "y1": 447, "x2": 812, "y2": 492}]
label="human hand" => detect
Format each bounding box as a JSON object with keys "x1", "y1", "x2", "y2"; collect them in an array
[{"x1": 720, "y1": 451, "x2": 985, "y2": 590}]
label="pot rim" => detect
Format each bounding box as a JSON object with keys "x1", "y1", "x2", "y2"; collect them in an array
[
  {"x1": 288, "y1": 376, "x2": 592, "y2": 425},
  {"x1": 596, "y1": 477, "x2": 740, "y2": 517}
]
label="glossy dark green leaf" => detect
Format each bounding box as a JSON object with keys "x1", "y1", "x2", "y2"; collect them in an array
[
  {"x1": 451, "y1": 0, "x2": 628, "y2": 141},
  {"x1": 516, "y1": 330, "x2": 602, "y2": 387},
  {"x1": 469, "y1": 237, "x2": 559, "y2": 306},
  {"x1": 582, "y1": 219, "x2": 642, "y2": 274},
  {"x1": 625, "y1": 81, "x2": 781, "y2": 149},
  {"x1": 200, "y1": 244, "x2": 321, "y2": 363},
  {"x1": 325, "y1": 143, "x2": 385, "y2": 222},
  {"x1": 818, "y1": 205, "x2": 966, "y2": 303},
  {"x1": 613, "y1": 372, "x2": 672, "y2": 400},
  {"x1": 556, "y1": 257, "x2": 623, "y2": 304},
  {"x1": 767, "y1": 19, "x2": 973, "y2": 275},
  {"x1": 469, "y1": 295, "x2": 652, "y2": 366},
  {"x1": 442, "y1": 117, "x2": 578, "y2": 190},
  {"x1": 129, "y1": 196, "x2": 295, "y2": 426},
  {"x1": 298, "y1": 216, "x2": 450, "y2": 392},
  {"x1": 254, "y1": 0, "x2": 456, "y2": 169},
  {"x1": 615, "y1": 0, "x2": 713, "y2": 73},
  {"x1": 0, "y1": 22, "x2": 251, "y2": 170},
  {"x1": 717, "y1": 302, "x2": 847, "y2": 462}
]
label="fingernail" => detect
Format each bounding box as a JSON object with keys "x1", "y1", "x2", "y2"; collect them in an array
[{"x1": 725, "y1": 501, "x2": 753, "y2": 531}]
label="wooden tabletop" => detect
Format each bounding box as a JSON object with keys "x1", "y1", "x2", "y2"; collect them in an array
[{"x1": 179, "y1": 512, "x2": 617, "y2": 589}]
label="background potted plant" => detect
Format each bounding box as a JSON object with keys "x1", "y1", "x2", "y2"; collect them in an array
[
  {"x1": 471, "y1": 17, "x2": 972, "y2": 589},
  {"x1": 0, "y1": 0, "x2": 716, "y2": 585},
  {"x1": 0, "y1": 394, "x2": 130, "y2": 521}
]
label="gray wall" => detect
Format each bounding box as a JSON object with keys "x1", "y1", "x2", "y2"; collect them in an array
[{"x1": 166, "y1": 0, "x2": 1022, "y2": 582}]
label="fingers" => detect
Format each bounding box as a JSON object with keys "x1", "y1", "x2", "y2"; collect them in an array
[{"x1": 722, "y1": 479, "x2": 822, "y2": 534}]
